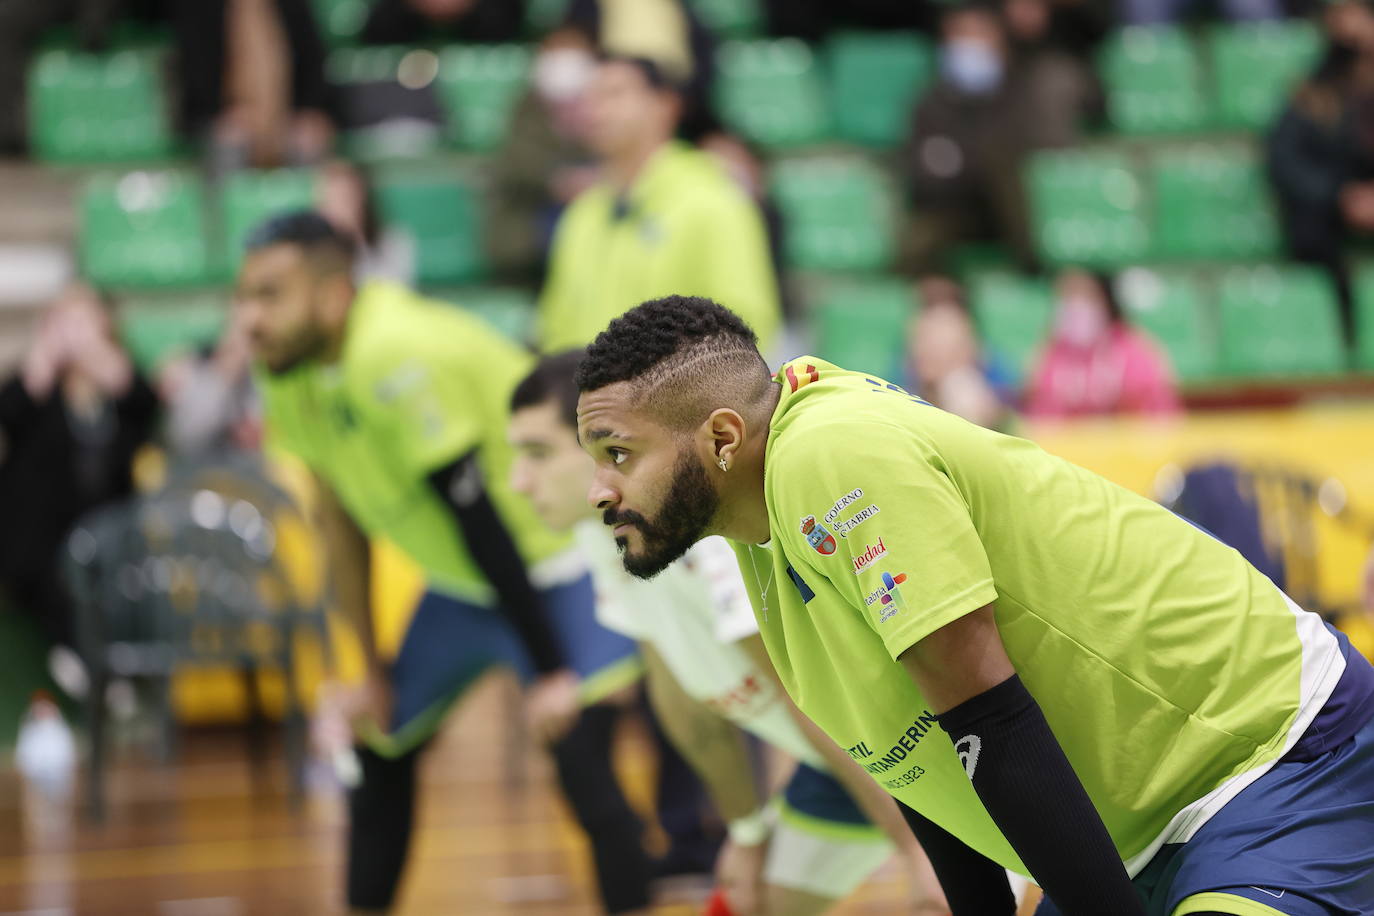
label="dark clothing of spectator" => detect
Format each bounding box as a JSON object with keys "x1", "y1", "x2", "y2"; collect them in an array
[
  {"x1": 361, "y1": 0, "x2": 525, "y2": 45},
  {"x1": 1265, "y1": 49, "x2": 1374, "y2": 340},
  {"x1": 0, "y1": 374, "x2": 158, "y2": 646}
]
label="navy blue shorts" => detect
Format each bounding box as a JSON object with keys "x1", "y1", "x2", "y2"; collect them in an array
[
  {"x1": 1035, "y1": 713, "x2": 1374, "y2": 916},
  {"x1": 366, "y1": 574, "x2": 640, "y2": 757}
]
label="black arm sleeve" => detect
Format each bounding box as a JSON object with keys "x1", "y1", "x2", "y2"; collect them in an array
[
  {"x1": 936, "y1": 674, "x2": 1146, "y2": 916},
  {"x1": 0, "y1": 375, "x2": 39, "y2": 440},
  {"x1": 427, "y1": 450, "x2": 563, "y2": 675},
  {"x1": 899, "y1": 804, "x2": 1016, "y2": 916}
]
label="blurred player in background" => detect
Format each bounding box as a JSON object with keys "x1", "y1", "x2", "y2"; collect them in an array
[
  {"x1": 537, "y1": 53, "x2": 781, "y2": 355},
  {"x1": 572, "y1": 295, "x2": 1374, "y2": 916},
  {"x1": 507, "y1": 351, "x2": 950, "y2": 916},
  {"x1": 236, "y1": 211, "x2": 651, "y2": 914}
]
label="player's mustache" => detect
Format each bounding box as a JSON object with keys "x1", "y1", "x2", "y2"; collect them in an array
[{"x1": 603, "y1": 508, "x2": 654, "y2": 533}]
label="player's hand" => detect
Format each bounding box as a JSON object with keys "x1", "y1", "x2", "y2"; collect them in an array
[
  {"x1": 526, "y1": 669, "x2": 582, "y2": 745},
  {"x1": 326, "y1": 671, "x2": 393, "y2": 734},
  {"x1": 716, "y1": 836, "x2": 769, "y2": 916}
]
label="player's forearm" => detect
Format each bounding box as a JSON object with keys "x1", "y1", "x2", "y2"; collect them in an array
[
  {"x1": 643, "y1": 646, "x2": 761, "y2": 822},
  {"x1": 934, "y1": 674, "x2": 1144, "y2": 915},
  {"x1": 314, "y1": 476, "x2": 380, "y2": 671}
]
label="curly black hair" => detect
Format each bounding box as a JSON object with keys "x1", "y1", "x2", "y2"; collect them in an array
[{"x1": 575, "y1": 295, "x2": 759, "y2": 392}]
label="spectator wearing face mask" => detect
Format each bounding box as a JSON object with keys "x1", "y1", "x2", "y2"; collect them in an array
[
  {"x1": 487, "y1": 25, "x2": 602, "y2": 281},
  {"x1": 900, "y1": 2, "x2": 1094, "y2": 274},
  {"x1": 1026, "y1": 269, "x2": 1181, "y2": 419}
]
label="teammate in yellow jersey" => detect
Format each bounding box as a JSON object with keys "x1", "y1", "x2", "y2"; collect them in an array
[
  {"x1": 571, "y1": 295, "x2": 1374, "y2": 916},
  {"x1": 238, "y1": 211, "x2": 648, "y2": 914}
]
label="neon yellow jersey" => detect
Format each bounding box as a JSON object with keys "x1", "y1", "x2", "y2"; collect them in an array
[
  {"x1": 259, "y1": 281, "x2": 569, "y2": 601},
  {"x1": 734, "y1": 357, "x2": 1344, "y2": 877},
  {"x1": 538, "y1": 141, "x2": 781, "y2": 353}
]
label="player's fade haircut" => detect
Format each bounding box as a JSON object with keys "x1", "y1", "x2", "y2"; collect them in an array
[
  {"x1": 511, "y1": 349, "x2": 587, "y2": 429},
  {"x1": 575, "y1": 295, "x2": 774, "y2": 433},
  {"x1": 243, "y1": 209, "x2": 356, "y2": 274}
]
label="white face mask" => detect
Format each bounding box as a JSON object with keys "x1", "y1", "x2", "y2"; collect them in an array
[
  {"x1": 940, "y1": 38, "x2": 1004, "y2": 95},
  {"x1": 534, "y1": 48, "x2": 595, "y2": 103},
  {"x1": 1054, "y1": 297, "x2": 1111, "y2": 348}
]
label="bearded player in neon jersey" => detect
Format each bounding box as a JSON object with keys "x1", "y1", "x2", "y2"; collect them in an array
[{"x1": 572, "y1": 295, "x2": 1374, "y2": 916}]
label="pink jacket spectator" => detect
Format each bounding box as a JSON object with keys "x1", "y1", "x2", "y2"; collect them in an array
[{"x1": 1026, "y1": 325, "x2": 1182, "y2": 418}]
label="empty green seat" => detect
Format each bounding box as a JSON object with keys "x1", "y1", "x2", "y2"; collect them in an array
[
  {"x1": 118, "y1": 290, "x2": 229, "y2": 373},
  {"x1": 376, "y1": 170, "x2": 485, "y2": 284},
  {"x1": 827, "y1": 31, "x2": 932, "y2": 148},
  {"x1": 967, "y1": 272, "x2": 1054, "y2": 386},
  {"x1": 80, "y1": 172, "x2": 215, "y2": 288},
  {"x1": 1098, "y1": 27, "x2": 1209, "y2": 134},
  {"x1": 770, "y1": 156, "x2": 894, "y2": 271},
  {"x1": 687, "y1": 0, "x2": 764, "y2": 37},
  {"x1": 427, "y1": 286, "x2": 534, "y2": 342},
  {"x1": 222, "y1": 169, "x2": 317, "y2": 270},
  {"x1": 1115, "y1": 267, "x2": 1218, "y2": 383},
  {"x1": 29, "y1": 48, "x2": 175, "y2": 163},
  {"x1": 810, "y1": 277, "x2": 914, "y2": 381},
  {"x1": 715, "y1": 40, "x2": 830, "y2": 149},
  {"x1": 313, "y1": 0, "x2": 369, "y2": 46},
  {"x1": 1150, "y1": 145, "x2": 1280, "y2": 260},
  {"x1": 1216, "y1": 265, "x2": 1345, "y2": 377},
  {"x1": 1026, "y1": 149, "x2": 1151, "y2": 267},
  {"x1": 525, "y1": 0, "x2": 571, "y2": 34},
  {"x1": 1209, "y1": 21, "x2": 1319, "y2": 131},
  {"x1": 1349, "y1": 263, "x2": 1374, "y2": 371},
  {"x1": 438, "y1": 44, "x2": 532, "y2": 152}
]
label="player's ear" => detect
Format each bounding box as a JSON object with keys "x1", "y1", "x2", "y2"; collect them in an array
[
  {"x1": 698, "y1": 407, "x2": 746, "y2": 472},
  {"x1": 317, "y1": 271, "x2": 354, "y2": 329}
]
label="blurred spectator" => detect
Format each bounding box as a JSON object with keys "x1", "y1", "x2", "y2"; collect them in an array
[
  {"x1": 565, "y1": 0, "x2": 719, "y2": 141},
  {"x1": 698, "y1": 131, "x2": 791, "y2": 316},
  {"x1": 1026, "y1": 269, "x2": 1181, "y2": 419},
  {"x1": 907, "y1": 275, "x2": 1016, "y2": 430},
  {"x1": 0, "y1": 0, "x2": 159, "y2": 154},
  {"x1": 0, "y1": 283, "x2": 158, "y2": 673},
  {"x1": 1266, "y1": 0, "x2": 1374, "y2": 342},
  {"x1": 1004, "y1": 0, "x2": 1110, "y2": 59},
  {"x1": 1121, "y1": 0, "x2": 1278, "y2": 26},
  {"x1": 487, "y1": 26, "x2": 600, "y2": 280},
  {"x1": 361, "y1": 0, "x2": 524, "y2": 44},
  {"x1": 1003, "y1": 0, "x2": 1105, "y2": 138},
  {"x1": 314, "y1": 159, "x2": 416, "y2": 284},
  {"x1": 537, "y1": 56, "x2": 781, "y2": 353},
  {"x1": 171, "y1": 0, "x2": 335, "y2": 169},
  {"x1": 900, "y1": 3, "x2": 1094, "y2": 274},
  {"x1": 157, "y1": 307, "x2": 260, "y2": 460}
]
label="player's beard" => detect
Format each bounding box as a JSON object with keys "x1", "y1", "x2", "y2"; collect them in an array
[
  {"x1": 258, "y1": 321, "x2": 331, "y2": 375},
  {"x1": 605, "y1": 448, "x2": 718, "y2": 580}
]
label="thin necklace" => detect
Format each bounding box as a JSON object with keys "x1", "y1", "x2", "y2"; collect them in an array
[{"x1": 746, "y1": 545, "x2": 775, "y2": 621}]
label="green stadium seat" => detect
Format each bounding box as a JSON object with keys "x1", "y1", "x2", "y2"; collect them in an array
[
  {"x1": 826, "y1": 31, "x2": 932, "y2": 148},
  {"x1": 1208, "y1": 21, "x2": 1319, "y2": 131},
  {"x1": 376, "y1": 169, "x2": 485, "y2": 284},
  {"x1": 967, "y1": 272, "x2": 1054, "y2": 386},
  {"x1": 525, "y1": 0, "x2": 570, "y2": 35},
  {"x1": 810, "y1": 277, "x2": 914, "y2": 381},
  {"x1": 715, "y1": 40, "x2": 831, "y2": 149},
  {"x1": 438, "y1": 45, "x2": 532, "y2": 152},
  {"x1": 80, "y1": 172, "x2": 216, "y2": 288},
  {"x1": 1149, "y1": 144, "x2": 1280, "y2": 261},
  {"x1": 1216, "y1": 265, "x2": 1346, "y2": 377},
  {"x1": 770, "y1": 156, "x2": 895, "y2": 271},
  {"x1": 1349, "y1": 263, "x2": 1374, "y2": 372},
  {"x1": 1098, "y1": 27, "x2": 1209, "y2": 134},
  {"x1": 426, "y1": 286, "x2": 534, "y2": 342},
  {"x1": 1114, "y1": 267, "x2": 1218, "y2": 383},
  {"x1": 221, "y1": 169, "x2": 317, "y2": 270},
  {"x1": 118, "y1": 290, "x2": 229, "y2": 373},
  {"x1": 313, "y1": 0, "x2": 369, "y2": 46},
  {"x1": 28, "y1": 48, "x2": 176, "y2": 163},
  {"x1": 687, "y1": 0, "x2": 764, "y2": 37},
  {"x1": 1026, "y1": 149, "x2": 1151, "y2": 267}
]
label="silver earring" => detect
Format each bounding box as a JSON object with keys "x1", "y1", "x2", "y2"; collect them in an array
[{"x1": 717, "y1": 457, "x2": 728, "y2": 472}]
